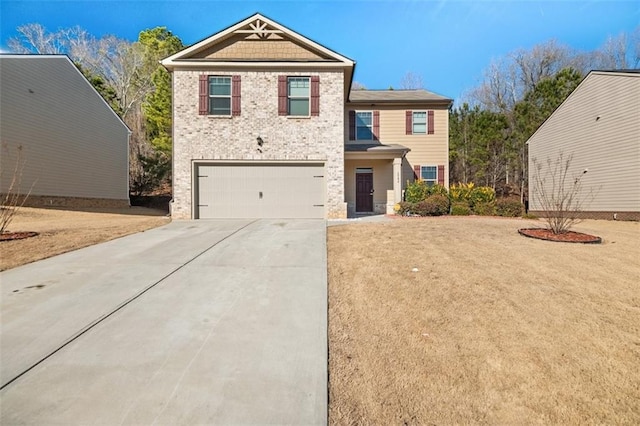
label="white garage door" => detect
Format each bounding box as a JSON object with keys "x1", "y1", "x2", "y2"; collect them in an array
[{"x1": 196, "y1": 163, "x2": 325, "y2": 219}]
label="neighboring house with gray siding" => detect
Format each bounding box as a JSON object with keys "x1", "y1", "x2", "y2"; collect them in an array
[
  {"x1": 0, "y1": 55, "x2": 130, "y2": 208},
  {"x1": 162, "y1": 13, "x2": 452, "y2": 219},
  {"x1": 527, "y1": 70, "x2": 640, "y2": 221}
]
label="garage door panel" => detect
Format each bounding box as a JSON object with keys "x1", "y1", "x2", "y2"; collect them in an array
[{"x1": 196, "y1": 163, "x2": 325, "y2": 219}]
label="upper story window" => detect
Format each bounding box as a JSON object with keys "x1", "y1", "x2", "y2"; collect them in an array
[
  {"x1": 412, "y1": 111, "x2": 427, "y2": 134},
  {"x1": 199, "y1": 75, "x2": 240, "y2": 116},
  {"x1": 406, "y1": 110, "x2": 434, "y2": 135},
  {"x1": 278, "y1": 75, "x2": 319, "y2": 117},
  {"x1": 421, "y1": 165, "x2": 437, "y2": 186},
  {"x1": 348, "y1": 110, "x2": 379, "y2": 140},
  {"x1": 287, "y1": 77, "x2": 310, "y2": 116},
  {"x1": 209, "y1": 76, "x2": 231, "y2": 115},
  {"x1": 356, "y1": 111, "x2": 373, "y2": 140}
]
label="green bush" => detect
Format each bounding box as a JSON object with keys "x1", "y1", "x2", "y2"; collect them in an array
[
  {"x1": 428, "y1": 184, "x2": 449, "y2": 197},
  {"x1": 470, "y1": 186, "x2": 496, "y2": 206},
  {"x1": 451, "y1": 201, "x2": 471, "y2": 215},
  {"x1": 405, "y1": 180, "x2": 429, "y2": 203},
  {"x1": 496, "y1": 197, "x2": 524, "y2": 217},
  {"x1": 472, "y1": 201, "x2": 497, "y2": 216},
  {"x1": 405, "y1": 181, "x2": 449, "y2": 203}
]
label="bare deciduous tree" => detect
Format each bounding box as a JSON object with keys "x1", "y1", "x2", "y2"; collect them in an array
[
  {"x1": 399, "y1": 71, "x2": 424, "y2": 89},
  {"x1": 1, "y1": 143, "x2": 34, "y2": 234},
  {"x1": 531, "y1": 153, "x2": 594, "y2": 234}
]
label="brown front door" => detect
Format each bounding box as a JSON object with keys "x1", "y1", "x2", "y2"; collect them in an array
[{"x1": 355, "y1": 172, "x2": 373, "y2": 212}]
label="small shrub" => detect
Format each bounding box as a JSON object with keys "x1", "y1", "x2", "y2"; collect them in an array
[
  {"x1": 449, "y1": 182, "x2": 475, "y2": 203},
  {"x1": 496, "y1": 197, "x2": 524, "y2": 217},
  {"x1": 396, "y1": 201, "x2": 414, "y2": 216},
  {"x1": 405, "y1": 180, "x2": 429, "y2": 203},
  {"x1": 428, "y1": 184, "x2": 449, "y2": 197},
  {"x1": 470, "y1": 186, "x2": 496, "y2": 205},
  {"x1": 472, "y1": 201, "x2": 497, "y2": 216},
  {"x1": 426, "y1": 194, "x2": 450, "y2": 216},
  {"x1": 412, "y1": 194, "x2": 450, "y2": 216},
  {"x1": 451, "y1": 201, "x2": 471, "y2": 216}
]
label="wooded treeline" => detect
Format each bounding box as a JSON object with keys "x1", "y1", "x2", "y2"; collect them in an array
[
  {"x1": 8, "y1": 24, "x2": 184, "y2": 195},
  {"x1": 450, "y1": 30, "x2": 639, "y2": 199},
  {"x1": 8, "y1": 24, "x2": 638, "y2": 199}
]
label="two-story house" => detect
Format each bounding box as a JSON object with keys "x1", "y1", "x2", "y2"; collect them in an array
[{"x1": 161, "y1": 13, "x2": 451, "y2": 219}]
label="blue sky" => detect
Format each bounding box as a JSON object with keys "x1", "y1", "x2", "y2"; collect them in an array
[{"x1": 1, "y1": 0, "x2": 638, "y2": 102}]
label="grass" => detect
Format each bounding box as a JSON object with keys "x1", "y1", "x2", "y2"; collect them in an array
[{"x1": 328, "y1": 216, "x2": 640, "y2": 424}]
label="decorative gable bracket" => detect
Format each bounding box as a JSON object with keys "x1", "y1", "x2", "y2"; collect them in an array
[{"x1": 234, "y1": 19, "x2": 284, "y2": 40}]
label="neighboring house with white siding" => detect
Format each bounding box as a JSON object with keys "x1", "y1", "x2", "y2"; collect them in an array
[
  {"x1": 0, "y1": 55, "x2": 130, "y2": 208},
  {"x1": 527, "y1": 70, "x2": 640, "y2": 221},
  {"x1": 162, "y1": 13, "x2": 452, "y2": 219}
]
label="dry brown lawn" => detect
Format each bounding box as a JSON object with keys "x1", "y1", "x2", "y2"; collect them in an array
[
  {"x1": 328, "y1": 216, "x2": 640, "y2": 425},
  {"x1": 1, "y1": 207, "x2": 170, "y2": 271}
]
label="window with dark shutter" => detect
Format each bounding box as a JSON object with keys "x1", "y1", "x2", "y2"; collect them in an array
[
  {"x1": 278, "y1": 75, "x2": 287, "y2": 116},
  {"x1": 406, "y1": 110, "x2": 412, "y2": 135},
  {"x1": 437, "y1": 165, "x2": 445, "y2": 185},
  {"x1": 348, "y1": 110, "x2": 356, "y2": 140},
  {"x1": 199, "y1": 75, "x2": 208, "y2": 115},
  {"x1": 373, "y1": 110, "x2": 380, "y2": 140},
  {"x1": 310, "y1": 76, "x2": 320, "y2": 116},
  {"x1": 428, "y1": 110, "x2": 435, "y2": 135},
  {"x1": 413, "y1": 165, "x2": 420, "y2": 180},
  {"x1": 232, "y1": 75, "x2": 241, "y2": 116}
]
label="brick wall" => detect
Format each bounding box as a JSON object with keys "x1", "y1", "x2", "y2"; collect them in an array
[{"x1": 171, "y1": 69, "x2": 346, "y2": 219}]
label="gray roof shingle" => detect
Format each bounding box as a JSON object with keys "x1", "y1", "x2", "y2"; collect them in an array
[{"x1": 348, "y1": 89, "x2": 452, "y2": 104}]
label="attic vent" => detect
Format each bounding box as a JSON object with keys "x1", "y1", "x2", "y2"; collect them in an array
[{"x1": 234, "y1": 19, "x2": 284, "y2": 40}]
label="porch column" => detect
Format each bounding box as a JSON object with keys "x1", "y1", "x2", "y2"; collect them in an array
[{"x1": 393, "y1": 157, "x2": 403, "y2": 203}]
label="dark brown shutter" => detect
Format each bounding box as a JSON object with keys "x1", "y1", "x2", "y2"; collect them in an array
[
  {"x1": 406, "y1": 110, "x2": 412, "y2": 135},
  {"x1": 348, "y1": 110, "x2": 356, "y2": 140},
  {"x1": 199, "y1": 75, "x2": 208, "y2": 115},
  {"x1": 232, "y1": 75, "x2": 241, "y2": 116},
  {"x1": 310, "y1": 75, "x2": 320, "y2": 116},
  {"x1": 428, "y1": 110, "x2": 435, "y2": 134},
  {"x1": 373, "y1": 110, "x2": 380, "y2": 140},
  {"x1": 438, "y1": 165, "x2": 445, "y2": 185},
  {"x1": 413, "y1": 165, "x2": 421, "y2": 180},
  {"x1": 278, "y1": 75, "x2": 287, "y2": 116}
]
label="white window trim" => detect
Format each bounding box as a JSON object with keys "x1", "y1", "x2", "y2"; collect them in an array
[
  {"x1": 355, "y1": 111, "x2": 374, "y2": 141},
  {"x1": 412, "y1": 111, "x2": 427, "y2": 134},
  {"x1": 420, "y1": 165, "x2": 438, "y2": 185},
  {"x1": 288, "y1": 76, "x2": 310, "y2": 117},
  {"x1": 209, "y1": 76, "x2": 232, "y2": 116}
]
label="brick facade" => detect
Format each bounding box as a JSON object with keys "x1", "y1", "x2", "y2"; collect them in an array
[{"x1": 171, "y1": 69, "x2": 346, "y2": 219}]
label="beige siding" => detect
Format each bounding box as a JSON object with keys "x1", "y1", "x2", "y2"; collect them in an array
[
  {"x1": 345, "y1": 105, "x2": 449, "y2": 188},
  {"x1": 197, "y1": 36, "x2": 326, "y2": 60},
  {"x1": 0, "y1": 56, "x2": 129, "y2": 202},
  {"x1": 528, "y1": 72, "x2": 640, "y2": 213},
  {"x1": 344, "y1": 159, "x2": 393, "y2": 215}
]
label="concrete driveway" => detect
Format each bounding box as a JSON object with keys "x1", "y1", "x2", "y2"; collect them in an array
[{"x1": 0, "y1": 219, "x2": 327, "y2": 425}]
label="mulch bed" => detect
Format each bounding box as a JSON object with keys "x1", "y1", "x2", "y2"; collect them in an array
[
  {"x1": 518, "y1": 228, "x2": 602, "y2": 244},
  {"x1": 0, "y1": 231, "x2": 38, "y2": 242}
]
